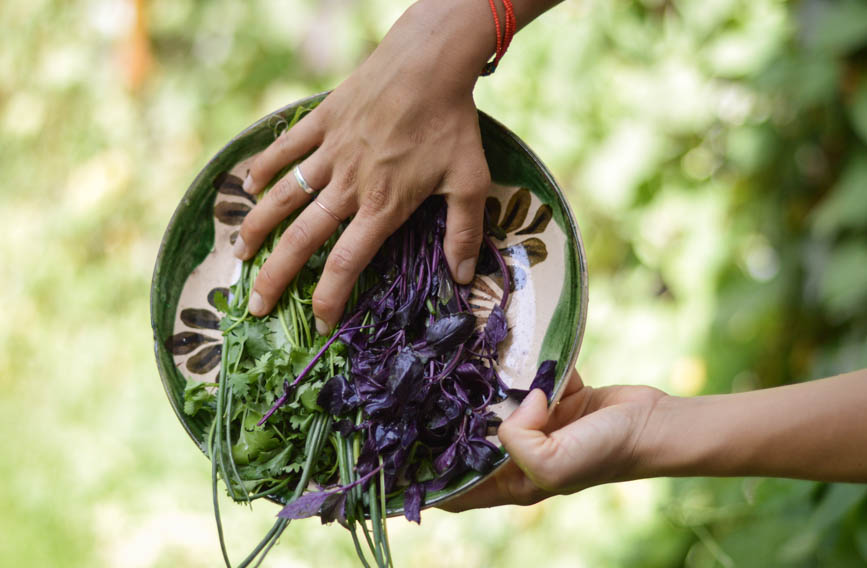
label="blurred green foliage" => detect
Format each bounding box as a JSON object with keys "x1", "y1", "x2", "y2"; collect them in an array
[{"x1": 1, "y1": 0, "x2": 865, "y2": 566}]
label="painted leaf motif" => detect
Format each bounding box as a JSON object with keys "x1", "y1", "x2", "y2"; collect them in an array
[
  {"x1": 500, "y1": 188, "x2": 531, "y2": 232},
  {"x1": 516, "y1": 204, "x2": 552, "y2": 235},
  {"x1": 213, "y1": 171, "x2": 255, "y2": 203},
  {"x1": 165, "y1": 331, "x2": 217, "y2": 355},
  {"x1": 180, "y1": 308, "x2": 221, "y2": 330},
  {"x1": 214, "y1": 201, "x2": 251, "y2": 225},
  {"x1": 187, "y1": 344, "x2": 222, "y2": 374},
  {"x1": 500, "y1": 238, "x2": 547, "y2": 267}
]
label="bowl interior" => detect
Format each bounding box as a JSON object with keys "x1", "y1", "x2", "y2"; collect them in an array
[{"x1": 151, "y1": 92, "x2": 588, "y2": 514}]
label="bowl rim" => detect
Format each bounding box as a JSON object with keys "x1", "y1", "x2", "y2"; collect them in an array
[{"x1": 150, "y1": 92, "x2": 589, "y2": 514}]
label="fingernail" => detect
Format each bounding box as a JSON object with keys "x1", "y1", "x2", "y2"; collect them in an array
[
  {"x1": 457, "y1": 258, "x2": 476, "y2": 284},
  {"x1": 233, "y1": 234, "x2": 248, "y2": 259},
  {"x1": 315, "y1": 317, "x2": 329, "y2": 335},
  {"x1": 243, "y1": 172, "x2": 253, "y2": 193},
  {"x1": 249, "y1": 291, "x2": 265, "y2": 315}
]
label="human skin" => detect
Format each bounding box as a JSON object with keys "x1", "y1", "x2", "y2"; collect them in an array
[
  {"x1": 441, "y1": 368, "x2": 867, "y2": 511},
  {"x1": 234, "y1": 0, "x2": 563, "y2": 334}
]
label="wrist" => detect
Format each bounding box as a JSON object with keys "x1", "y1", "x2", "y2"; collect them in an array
[
  {"x1": 403, "y1": 0, "x2": 497, "y2": 84},
  {"x1": 631, "y1": 394, "x2": 725, "y2": 479}
]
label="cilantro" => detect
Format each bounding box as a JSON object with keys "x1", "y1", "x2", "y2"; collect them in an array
[{"x1": 183, "y1": 380, "x2": 216, "y2": 417}]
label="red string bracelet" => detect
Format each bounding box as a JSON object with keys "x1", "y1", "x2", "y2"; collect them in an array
[{"x1": 482, "y1": 0, "x2": 516, "y2": 76}]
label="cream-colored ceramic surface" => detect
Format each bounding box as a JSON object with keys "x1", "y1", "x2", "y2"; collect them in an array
[
  {"x1": 170, "y1": 177, "x2": 567, "y2": 423},
  {"x1": 170, "y1": 157, "x2": 254, "y2": 383}
]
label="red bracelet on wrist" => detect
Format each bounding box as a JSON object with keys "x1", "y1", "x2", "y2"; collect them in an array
[{"x1": 482, "y1": 0, "x2": 516, "y2": 76}]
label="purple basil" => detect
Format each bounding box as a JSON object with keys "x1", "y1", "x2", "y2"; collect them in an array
[
  {"x1": 403, "y1": 483, "x2": 425, "y2": 524},
  {"x1": 317, "y1": 375, "x2": 360, "y2": 416},
  {"x1": 277, "y1": 490, "x2": 335, "y2": 520},
  {"x1": 507, "y1": 359, "x2": 558, "y2": 402}
]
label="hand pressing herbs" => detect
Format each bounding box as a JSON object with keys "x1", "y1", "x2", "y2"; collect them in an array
[{"x1": 184, "y1": 189, "x2": 558, "y2": 567}]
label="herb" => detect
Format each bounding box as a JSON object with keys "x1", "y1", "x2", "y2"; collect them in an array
[{"x1": 185, "y1": 107, "x2": 553, "y2": 567}]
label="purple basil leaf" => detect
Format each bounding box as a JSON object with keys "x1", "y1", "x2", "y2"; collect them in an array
[
  {"x1": 355, "y1": 436, "x2": 380, "y2": 478},
  {"x1": 373, "y1": 423, "x2": 401, "y2": 452},
  {"x1": 320, "y1": 492, "x2": 347, "y2": 525},
  {"x1": 433, "y1": 440, "x2": 459, "y2": 474},
  {"x1": 386, "y1": 348, "x2": 424, "y2": 398},
  {"x1": 484, "y1": 305, "x2": 508, "y2": 345},
  {"x1": 404, "y1": 483, "x2": 425, "y2": 524},
  {"x1": 277, "y1": 490, "x2": 334, "y2": 520},
  {"x1": 460, "y1": 438, "x2": 501, "y2": 472},
  {"x1": 507, "y1": 360, "x2": 558, "y2": 402},
  {"x1": 423, "y1": 313, "x2": 476, "y2": 356},
  {"x1": 317, "y1": 375, "x2": 360, "y2": 416},
  {"x1": 529, "y1": 360, "x2": 557, "y2": 398}
]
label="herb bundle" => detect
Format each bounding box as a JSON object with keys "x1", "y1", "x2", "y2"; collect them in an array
[{"x1": 184, "y1": 117, "x2": 556, "y2": 568}]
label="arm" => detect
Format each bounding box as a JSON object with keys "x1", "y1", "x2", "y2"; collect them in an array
[
  {"x1": 443, "y1": 368, "x2": 867, "y2": 511},
  {"x1": 639, "y1": 369, "x2": 867, "y2": 482},
  {"x1": 235, "y1": 0, "x2": 563, "y2": 331}
]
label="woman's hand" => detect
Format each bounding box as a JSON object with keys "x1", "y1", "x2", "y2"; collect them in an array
[
  {"x1": 441, "y1": 370, "x2": 667, "y2": 511},
  {"x1": 234, "y1": 0, "x2": 497, "y2": 333}
]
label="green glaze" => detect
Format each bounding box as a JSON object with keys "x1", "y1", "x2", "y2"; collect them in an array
[{"x1": 150, "y1": 93, "x2": 587, "y2": 515}]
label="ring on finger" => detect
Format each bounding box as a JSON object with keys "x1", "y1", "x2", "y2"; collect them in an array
[
  {"x1": 314, "y1": 198, "x2": 342, "y2": 223},
  {"x1": 294, "y1": 165, "x2": 319, "y2": 195}
]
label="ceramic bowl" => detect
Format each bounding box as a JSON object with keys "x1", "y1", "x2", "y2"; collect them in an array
[{"x1": 150, "y1": 92, "x2": 588, "y2": 514}]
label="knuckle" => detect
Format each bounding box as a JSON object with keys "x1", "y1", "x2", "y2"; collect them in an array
[
  {"x1": 361, "y1": 184, "x2": 390, "y2": 212},
  {"x1": 278, "y1": 130, "x2": 294, "y2": 152},
  {"x1": 311, "y1": 293, "x2": 337, "y2": 319},
  {"x1": 283, "y1": 218, "x2": 312, "y2": 250},
  {"x1": 450, "y1": 222, "x2": 483, "y2": 246},
  {"x1": 325, "y1": 245, "x2": 356, "y2": 276},
  {"x1": 255, "y1": 264, "x2": 280, "y2": 296},
  {"x1": 270, "y1": 177, "x2": 295, "y2": 207}
]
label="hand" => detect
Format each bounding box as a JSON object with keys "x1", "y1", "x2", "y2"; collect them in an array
[
  {"x1": 441, "y1": 369, "x2": 667, "y2": 511},
  {"x1": 234, "y1": 0, "x2": 496, "y2": 333}
]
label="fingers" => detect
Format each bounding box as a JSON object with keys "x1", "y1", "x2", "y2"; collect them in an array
[
  {"x1": 440, "y1": 171, "x2": 488, "y2": 285},
  {"x1": 437, "y1": 461, "x2": 545, "y2": 512},
  {"x1": 311, "y1": 212, "x2": 399, "y2": 333},
  {"x1": 235, "y1": 151, "x2": 331, "y2": 260},
  {"x1": 498, "y1": 389, "x2": 553, "y2": 476},
  {"x1": 243, "y1": 111, "x2": 324, "y2": 194},
  {"x1": 248, "y1": 191, "x2": 348, "y2": 316}
]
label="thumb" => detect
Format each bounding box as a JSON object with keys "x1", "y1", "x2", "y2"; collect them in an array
[
  {"x1": 498, "y1": 389, "x2": 551, "y2": 471},
  {"x1": 441, "y1": 178, "x2": 486, "y2": 285}
]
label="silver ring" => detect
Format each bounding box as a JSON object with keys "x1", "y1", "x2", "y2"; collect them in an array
[
  {"x1": 293, "y1": 165, "x2": 317, "y2": 195},
  {"x1": 314, "y1": 199, "x2": 342, "y2": 223}
]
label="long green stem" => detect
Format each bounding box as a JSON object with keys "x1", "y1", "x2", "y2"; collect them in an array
[
  {"x1": 210, "y1": 421, "x2": 232, "y2": 568},
  {"x1": 369, "y1": 484, "x2": 385, "y2": 567}
]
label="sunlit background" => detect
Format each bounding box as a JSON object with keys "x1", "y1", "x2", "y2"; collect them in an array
[{"x1": 2, "y1": 0, "x2": 866, "y2": 566}]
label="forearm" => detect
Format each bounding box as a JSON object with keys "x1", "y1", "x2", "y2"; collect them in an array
[
  {"x1": 638, "y1": 369, "x2": 867, "y2": 482},
  {"x1": 402, "y1": 0, "x2": 564, "y2": 86}
]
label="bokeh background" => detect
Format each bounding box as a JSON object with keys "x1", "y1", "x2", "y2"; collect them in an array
[{"x1": 2, "y1": 0, "x2": 866, "y2": 566}]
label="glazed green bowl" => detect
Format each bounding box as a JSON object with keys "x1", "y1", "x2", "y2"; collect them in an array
[{"x1": 150, "y1": 92, "x2": 588, "y2": 515}]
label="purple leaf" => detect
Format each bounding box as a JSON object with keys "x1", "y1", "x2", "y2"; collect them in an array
[
  {"x1": 277, "y1": 490, "x2": 335, "y2": 520},
  {"x1": 404, "y1": 483, "x2": 425, "y2": 524},
  {"x1": 317, "y1": 375, "x2": 360, "y2": 416},
  {"x1": 421, "y1": 313, "x2": 476, "y2": 357},
  {"x1": 484, "y1": 305, "x2": 508, "y2": 345},
  {"x1": 433, "y1": 440, "x2": 458, "y2": 474},
  {"x1": 386, "y1": 348, "x2": 424, "y2": 398},
  {"x1": 508, "y1": 360, "x2": 558, "y2": 402},
  {"x1": 460, "y1": 438, "x2": 501, "y2": 472},
  {"x1": 529, "y1": 360, "x2": 556, "y2": 398},
  {"x1": 320, "y1": 492, "x2": 347, "y2": 525}
]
